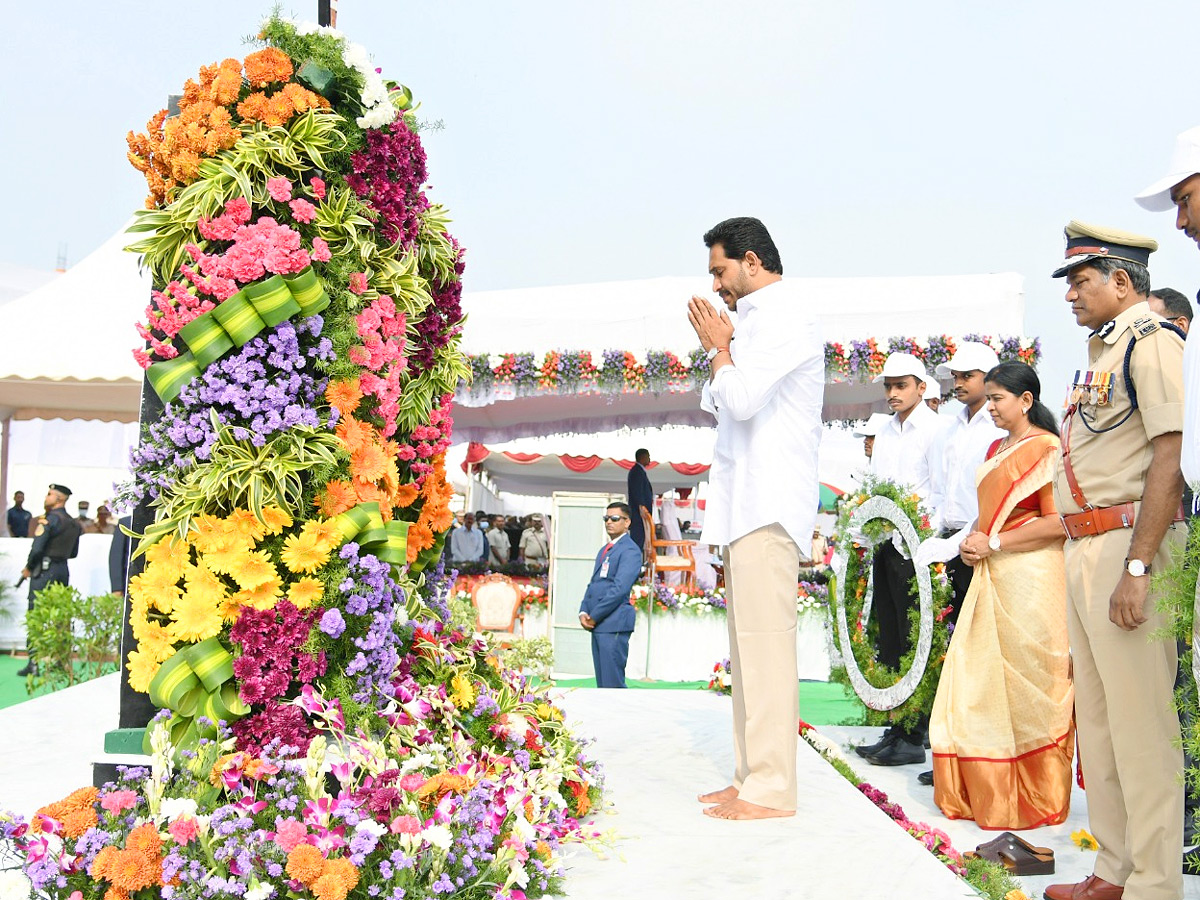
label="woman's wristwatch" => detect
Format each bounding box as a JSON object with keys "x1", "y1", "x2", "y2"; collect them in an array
[{"x1": 987, "y1": 535, "x2": 1001, "y2": 553}]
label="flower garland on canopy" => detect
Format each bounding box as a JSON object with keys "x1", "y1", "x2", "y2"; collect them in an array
[
  {"x1": 9, "y1": 15, "x2": 605, "y2": 900},
  {"x1": 829, "y1": 479, "x2": 953, "y2": 732},
  {"x1": 461, "y1": 335, "x2": 1040, "y2": 400}
]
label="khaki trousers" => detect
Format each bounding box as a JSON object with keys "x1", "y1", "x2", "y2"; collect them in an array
[
  {"x1": 723, "y1": 523, "x2": 801, "y2": 810},
  {"x1": 1065, "y1": 523, "x2": 1185, "y2": 900}
]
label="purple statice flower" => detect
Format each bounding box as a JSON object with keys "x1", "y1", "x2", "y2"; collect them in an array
[
  {"x1": 122, "y1": 315, "x2": 333, "y2": 508},
  {"x1": 319, "y1": 607, "x2": 347, "y2": 639}
]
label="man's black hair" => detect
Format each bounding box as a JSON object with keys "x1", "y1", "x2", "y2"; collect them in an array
[
  {"x1": 1150, "y1": 286, "x2": 1194, "y2": 323},
  {"x1": 607, "y1": 502, "x2": 633, "y2": 517},
  {"x1": 703, "y1": 217, "x2": 783, "y2": 275}
]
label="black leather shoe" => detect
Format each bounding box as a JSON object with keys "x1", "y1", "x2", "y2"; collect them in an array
[
  {"x1": 917, "y1": 769, "x2": 934, "y2": 786},
  {"x1": 865, "y1": 738, "x2": 926, "y2": 766},
  {"x1": 15, "y1": 661, "x2": 34, "y2": 677},
  {"x1": 854, "y1": 727, "x2": 897, "y2": 758}
]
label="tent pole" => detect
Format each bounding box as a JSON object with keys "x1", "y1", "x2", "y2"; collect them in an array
[{"x1": 0, "y1": 416, "x2": 9, "y2": 532}]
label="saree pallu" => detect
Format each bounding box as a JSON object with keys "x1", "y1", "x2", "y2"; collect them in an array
[{"x1": 930, "y1": 434, "x2": 1074, "y2": 829}]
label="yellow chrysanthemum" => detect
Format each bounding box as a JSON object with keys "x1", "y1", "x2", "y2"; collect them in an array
[
  {"x1": 129, "y1": 565, "x2": 181, "y2": 615},
  {"x1": 201, "y1": 540, "x2": 249, "y2": 575},
  {"x1": 225, "y1": 509, "x2": 268, "y2": 544},
  {"x1": 281, "y1": 532, "x2": 330, "y2": 574},
  {"x1": 168, "y1": 591, "x2": 223, "y2": 643},
  {"x1": 188, "y1": 514, "x2": 227, "y2": 553},
  {"x1": 1071, "y1": 829, "x2": 1099, "y2": 851},
  {"x1": 144, "y1": 534, "x2": 191, "y2": 582},
  {"x1": 228, "y1": 549, "x2": 278, "y2": 590},
  {"x1": 216, "y1": 594, "x2": 244, "y2": 624},
  {"x1": 287, "y1": 577, "x2": 325, "y2": 609},
  {"x1": 260, "y1": 505, "x2": 293, "y2": 535},
  {"x1": 235, "y1": 574, "x2": 283, "y2": 611},
  {"x1": 449, "y1": 674, "x2": 476, "y2": 710},
  {"x1": 306, "y1": 519, "x2": 345, "y2": 553},
  {"x1": 131, "y1": 618, "x2": 176, "y2": 663},
  {"x1": 126, "y1": 647, "x2": 163, "y2": 694},
  {"x1": 185, "y1": 561, "x2": 227, "y2": 606}
]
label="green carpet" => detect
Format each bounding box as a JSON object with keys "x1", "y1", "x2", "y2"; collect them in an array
[
  {"x1": 0, "y1": 653, "x2": 117, "y2": 710},
  {"x1": 552, "y1": 677, "x2": 865, "y2": 726}
]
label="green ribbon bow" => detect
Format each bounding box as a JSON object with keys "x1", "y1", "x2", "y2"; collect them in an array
[
  {"x1": 147, "y1": 267, "x2": 331, "y2": 403},
  {"x1": 143, "y1": 635, "x2": 249, "y2": 753},
  {"x1": 332, "y1": 501, "x2": 411, "y2": 566}
]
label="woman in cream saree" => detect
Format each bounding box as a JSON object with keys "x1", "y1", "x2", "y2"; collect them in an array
[{"x1": 930, "y1": 363, "x2": 1073, "y2": 830}]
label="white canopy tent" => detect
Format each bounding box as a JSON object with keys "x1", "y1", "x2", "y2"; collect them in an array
[
  {"x1": 452, "y1": 273, "x2": 1025, "y2": 442},
  {"x1": 0, "y1": 223, "x2": 149, "y2": 522}
]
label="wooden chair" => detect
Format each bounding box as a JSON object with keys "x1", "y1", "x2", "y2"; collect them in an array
[
  {"x1": 471, "y1": 573, "x2": 524, "y2": 646},
  {"x1": 639, "y1": 507, "x2": 696, "y2": 590}
]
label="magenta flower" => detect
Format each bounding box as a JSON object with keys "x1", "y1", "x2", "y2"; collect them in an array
[{"x1": 310, "y1": 176, "x2": 326, "y2": 200}]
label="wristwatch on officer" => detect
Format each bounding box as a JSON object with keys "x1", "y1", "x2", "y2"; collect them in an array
[
  {"x1": 1125, "y1": 557, "x2": 1151, "y2": 577},
  {"x1": 987, "y1": 535, "x2": 1001, "y2": 553},
  {"x1": 705, "y1": 346, "x2": 725, "y2": 362}
]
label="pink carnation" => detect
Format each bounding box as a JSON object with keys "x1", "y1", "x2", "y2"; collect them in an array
[
  {"x1": 310, "y1": 177, "x2": 326, "y2": 200},
  {"x1": 225, "y1": 196, "x2": 252, "y2": 223},
  {"x1": 311, "y1": 237, "x2": 331, "y2": 262},
  {"x1": 349, "y1": 272, "x2": 368, "y2": 294},
  {"x1": 167, "y1": 816, "x2": 199, "y2": 845},
  {"x1": 389, "y1": 815, "x2": 421, "y2": 835},
  {"x1": 100, "y1": 790, "x2": 138, "y2": 814},
  {"x1": 289, "y1": 199, "x2": 317, "y2": 223},
  {"x1": 273, "y1": 818, "x2": 309, "y2": 851},
  {"x1": 398, "y1": 774, "x2": 426, "y2": 792},
  {"x1": 267, "y1": 177, "x2": 293, "y2": 202},
  {"x1": 197, "y1": 214, "x2": 239, "y2": 242}
]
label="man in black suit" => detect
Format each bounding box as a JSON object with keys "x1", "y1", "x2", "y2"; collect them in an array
[{"x1": 627, "y1": 448, "x2": 654, "y2": 554}]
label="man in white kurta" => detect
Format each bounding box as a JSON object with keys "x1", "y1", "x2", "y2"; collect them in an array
[{"x1": 687, "y1": 216, "x2": 823, "y2": 820}]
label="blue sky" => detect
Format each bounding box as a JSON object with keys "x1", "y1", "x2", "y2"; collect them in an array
[{"x1": 3, "y1": 0, "x2": 1198, "y2": 400}]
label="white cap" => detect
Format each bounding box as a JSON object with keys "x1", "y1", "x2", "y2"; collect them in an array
[
  {"x1": 1135, "y1": 126, "x2": 1200, "y2": 212},
  {"x1": 871, "y1": 352, "x2": 929, "y2": 384},
  {"x1": 934, "y1": 341, "x2": 1000, "y2": 380},
  {"x1": 853, "y1": 412, "x2": 893, "y2": 437}
]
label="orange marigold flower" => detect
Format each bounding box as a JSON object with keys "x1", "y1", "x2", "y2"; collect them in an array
[
  {"x1": 103, "y1": 887, "x2": 130, "y2": 900},
  {"x1": 351, "y1": 443, "x2": 389, "y2": 483},
  {"x1": 335, "y1": 417, "x2": 374, "y2": 455},
  {"x1": 316, "y1": 480, "x2": 358, "y2": 518},
  {"x1": 237, "y1": 92, "x2": 270, "y2": 123},
  {"x1": 406, "y1": 523, "x2": 434, "y2": 562},
  {"x1": 326, "y1": 378, "x2": 363, "y2": 416},
  {"x1": 393, "y1": 483, "x2": 419, "y2": 509},
  {"x1": 243, "y1": 47, "x2": 293, "y2": 88},
  {"x1": 127, "y1": 822, "x2": 163, "y2": 857},
  {"x1": 312, "y1": 874, "x2": 349, "y2": 900},
  {"x1": 286, "y1": 843, "x2": 326, "y2": 885},
  {"x1": 91, "y1": 844, "x2": 120, "y2": 879},
  {"x1": 264, "y1": 95, "x2": 293, "y2": 127},
  {"x1": 209, "y1": 59, "x2": 243, "y2": 105},
  {"x1": 323, "y1": 857, "x2": 360, "y2": 893},
  {"x1": 62, "y1": 807, "x2": 98, "y2": 838}
]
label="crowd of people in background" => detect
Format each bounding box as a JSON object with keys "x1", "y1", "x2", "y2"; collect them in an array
[
  {"x1": 446, "y1": 509, "x2": 550, "y2": 566},
  {"x1": 4, "y1": 490, "x2": 116, "y2": 537}
]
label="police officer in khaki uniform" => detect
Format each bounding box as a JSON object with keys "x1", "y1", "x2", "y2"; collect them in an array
[
  {"x1": 1044, "y1": 223, "x2": 1187, "y2": 900},
  {"x1": 18, "y1": 484, "x2": 82, "y2": 676}
]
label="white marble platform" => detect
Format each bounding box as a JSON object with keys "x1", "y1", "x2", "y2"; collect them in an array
[{"x1": 6, "y1": 678, "x2": 1200, "y2": 899}]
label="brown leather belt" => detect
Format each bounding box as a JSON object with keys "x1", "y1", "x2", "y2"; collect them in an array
[{"x1": 1060, "y1": 501, "x2": 1185, "y2": 540}]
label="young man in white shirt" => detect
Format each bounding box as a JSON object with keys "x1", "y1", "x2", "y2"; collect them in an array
[
  {"x1": 687, "y1": 216, "x2": 823, "y2": 821},
  {"x1": 858, "y1": 352, "x2": 946, "y2": 767}
]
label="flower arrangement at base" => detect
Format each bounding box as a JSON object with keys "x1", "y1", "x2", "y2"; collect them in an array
[
  {"x1": 828, "y1": 478, "x2": 953, "y2": 732},
  {"x1": 8, "y1": 13, "x2": 605, "y2": 900},
  {"x1": 628, "y1": 581, "x2": 828, "y2": 619},
  {"x1": 706, "y1": 658, "x2": 732, "y2": 695}
]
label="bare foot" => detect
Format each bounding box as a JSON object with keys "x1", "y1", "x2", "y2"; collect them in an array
[
  {"x1": 697, "y1": 785, "x2": 738, "y2": 804},
  {"x1": 702, "y1": 798, "x2": 795, "y2": 820}
]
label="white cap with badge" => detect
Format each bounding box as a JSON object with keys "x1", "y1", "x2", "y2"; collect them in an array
[
  {"x1": 871, "y1": 352, "x2": 929, "y2": 384},
  {"x1": 934, "y1": 341, "x2": 1000, "y2": 380}
]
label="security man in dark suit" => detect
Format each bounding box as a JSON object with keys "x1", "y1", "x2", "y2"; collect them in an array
[
  {"x1": 578, "y1": 502, "x2": 642, "y2": 688},
  {"x1": 18, "y1": 484, "x2": 82, "y2": 676}
]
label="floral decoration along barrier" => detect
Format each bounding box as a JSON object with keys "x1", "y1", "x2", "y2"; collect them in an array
[
  {"x1": 4, "y1": 15, "x2": 608, "y2": 900},
  {"x1": 458, "y1": 335, "x2": 1040, "y2": 400},
  {"x1": 798, "y1": 721, "x2": 1025, "y2": 900}
]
